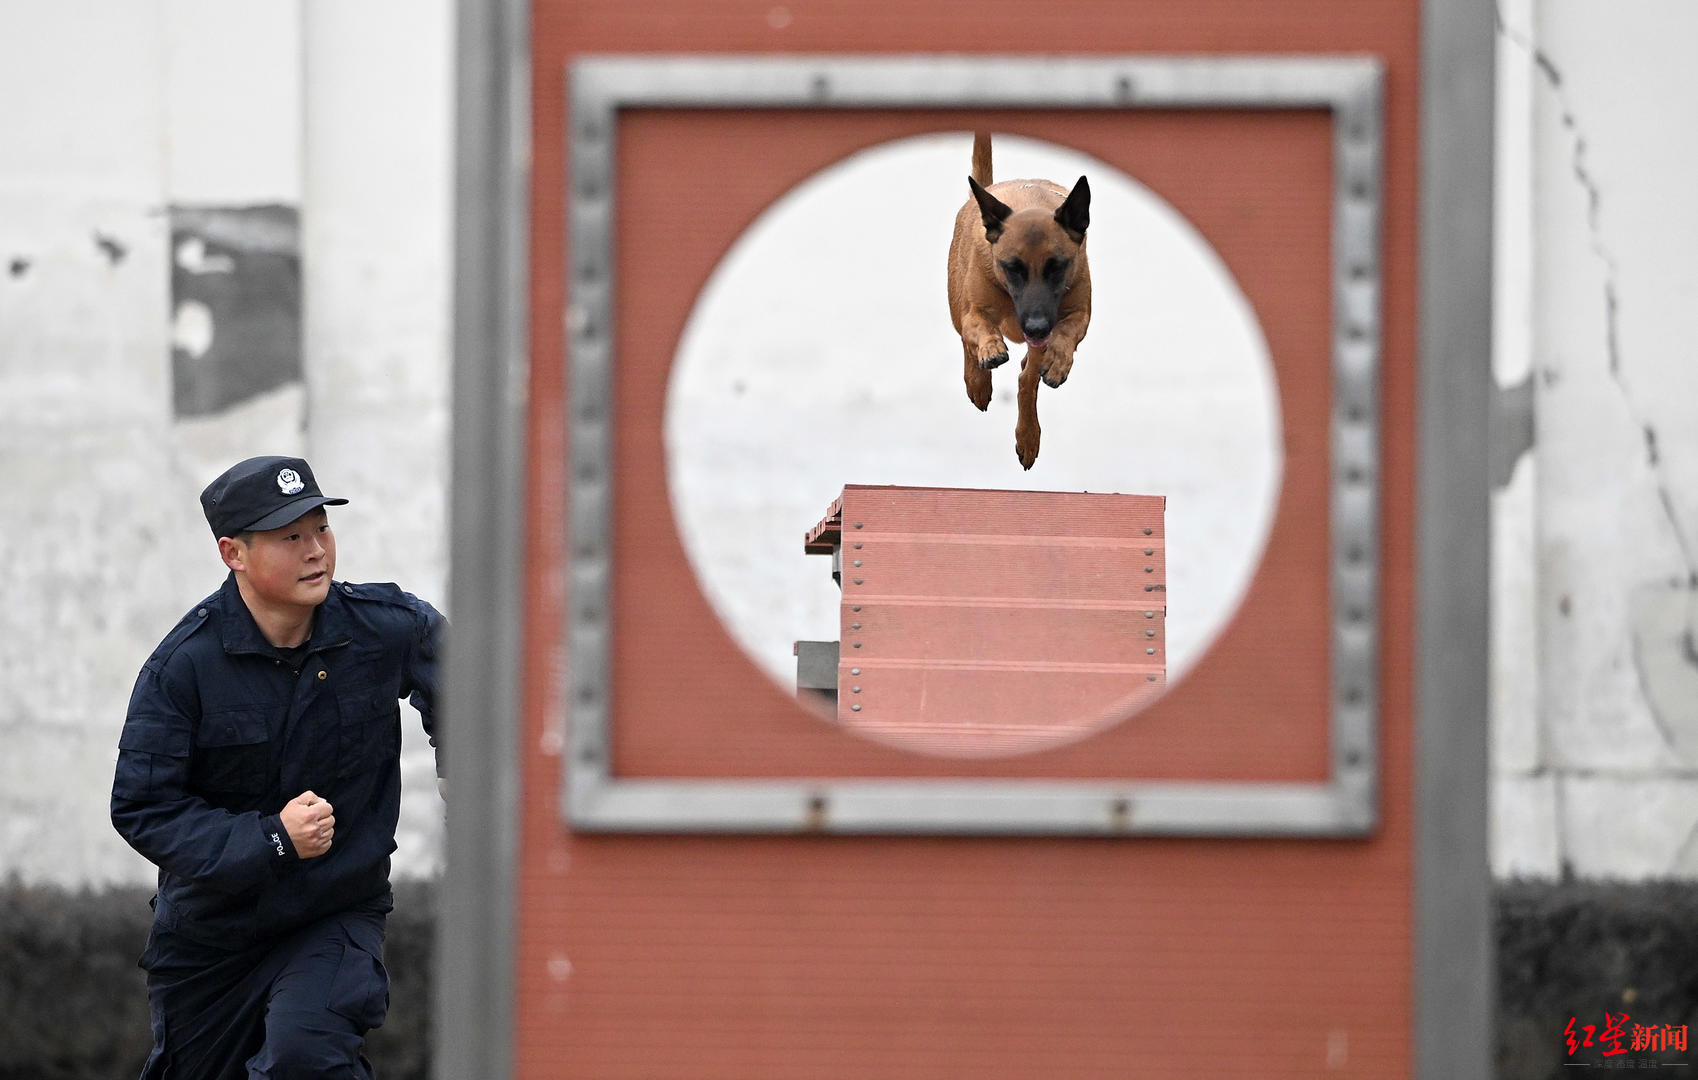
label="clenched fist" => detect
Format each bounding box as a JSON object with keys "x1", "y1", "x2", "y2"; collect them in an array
[{"x1": 281, "y1": 790, "x2": 336, "y2": 858}]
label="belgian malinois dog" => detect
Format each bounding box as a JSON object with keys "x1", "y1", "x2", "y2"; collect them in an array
[{"x1": 947, "y1": 132, "x2": 1092, "y2": 469}]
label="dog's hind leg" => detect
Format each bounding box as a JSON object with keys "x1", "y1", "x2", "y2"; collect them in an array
[
  {"x1": 1014, "y1": 346, "x2": 1043, "y2": 469},
  {"x1": 963, "y1": 339, "x2": 992, "y2": 411}
]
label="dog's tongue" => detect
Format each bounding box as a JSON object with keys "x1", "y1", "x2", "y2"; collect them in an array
[{"x1": 1025, "y1": 333, "x2": 1052, "y2": 349}]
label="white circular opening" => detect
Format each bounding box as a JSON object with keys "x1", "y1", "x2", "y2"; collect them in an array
[{"x1": 665, "y1": 132, "x2": 1282, "y2": 756}]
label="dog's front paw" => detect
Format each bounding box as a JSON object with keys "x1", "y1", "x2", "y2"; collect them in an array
[
  {"x1": 1015, "y1": 423, "x2": 1041, "y2": 470},
  {"x1": 978, "y1": 348, "x2": 1009, "y2": 371},
  {"x1": 1040, "y1": 353, "x2": 1073, "y2": 388}
]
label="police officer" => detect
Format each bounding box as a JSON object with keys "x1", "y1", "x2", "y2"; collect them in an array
[{"x1": 112, "y1": 455, "x2": 444, "y2": 1079}]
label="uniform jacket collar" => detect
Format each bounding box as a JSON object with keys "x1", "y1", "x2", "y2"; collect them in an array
[{"x1": 216, "y1": 572, "x2": 354, "y2": 657}]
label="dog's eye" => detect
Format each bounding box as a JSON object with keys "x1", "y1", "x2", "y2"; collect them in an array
[
  {"x1": 1043, "y1": 258, "x2": 1070, "y2": 282},
  {"x1": 1000, "y1": 261, "x2": 1027, "y2": 282}
]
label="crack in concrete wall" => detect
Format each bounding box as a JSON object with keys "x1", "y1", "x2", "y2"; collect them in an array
[
  {"x1": 1499, "y1": 8, "x2": 1698, "y2": 879},
  {"x1": 1527, "y1": 46, "x2": 1698, "y2": 605}
]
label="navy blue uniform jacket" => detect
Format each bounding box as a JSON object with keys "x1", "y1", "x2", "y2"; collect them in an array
[{"x1": 112, "y1": 574, "x2": 443, "y2": 953}]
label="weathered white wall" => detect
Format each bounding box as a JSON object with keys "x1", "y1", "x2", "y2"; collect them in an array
[
  {"x1": 1491, "y1": 0, "x2": 1698, "y2": 879},
  {"x1": 6, "y1": 0, "x2": 1697, "y2": 887},
  {"x1": 0, "y1": 1, "x2": 452, "y2": 886},
  {"x1": 302, "y1": 2, "x2": 454, "y2": 879}
]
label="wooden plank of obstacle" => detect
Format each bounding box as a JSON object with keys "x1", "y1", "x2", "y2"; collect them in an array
[{"x1": 805, "y1": 485, "x2": 1166, "y2": 756}]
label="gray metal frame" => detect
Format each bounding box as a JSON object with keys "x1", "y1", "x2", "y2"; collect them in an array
[
  {"x1": 564, "y1": 55, "x2": 1385, "y2": 837},
  {"x1": 444, "y1": 19, "x2": 1493, "y2": 1079},
  {"x1": 436, "y1": 0, "x2": 528, "y2": 1077},
  {"x1": 1416, "y1": 1, "x2": 1496, "y2": 1077}
]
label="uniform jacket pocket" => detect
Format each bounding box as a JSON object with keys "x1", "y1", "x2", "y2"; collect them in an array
[
  {"x1": 114, "y1": 716, "x2": 191, "y2": 801},
  {"x1": 335, "y1": 685, "x2": 399, "y2": 777},
  {"x1": 192, "y1": 708, "x2": 273, "y2": 793}
]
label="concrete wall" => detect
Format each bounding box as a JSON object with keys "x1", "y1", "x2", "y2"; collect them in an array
[
  {"x1": 5, "y1": 0, "x2": 1698, "y2": 886},
  {"x1": 1491, "y1": 0, "x2": 1698, "y2": 879},
  {"x1": 0, "y1": 1, "x2": 451, "y2": 886}
]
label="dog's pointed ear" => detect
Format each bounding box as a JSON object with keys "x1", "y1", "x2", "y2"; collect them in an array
[
  {"x1": 1054, "y1": 175, "x2": 1091, "y2": 243},
  {"x1": 969, "y1": 176, "x2": 1013, "y2": 243}
]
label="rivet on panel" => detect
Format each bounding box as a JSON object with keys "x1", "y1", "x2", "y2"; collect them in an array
[
  {"x1": 850, "y1": 623, "x2": 861, "y2": 631},
  {"x1": 851, "y1": 686, "x2": 861, "y2": 693},
  {"x1": 806, "y1": 792, "x2": 830, "y2": 829},
  {"x1": 850, "y1": 668, "x2": 860, "y2": 676},
  {"x1": 852, "y1": 642, "x2": 862, "y2": 649},
  {"x1": 1146, "y1": 630, "x2": 1156, "y2": 638},
  {"x1": 1144, "y1": 549, "x2": 1153, "y2": 556},
  {"x1": 1143, "y1": 528, "x2": 1153, "y2": 536},
  {"x1": 1147, "y1": 674, "x2": 1158, "y2": 682},
  {"x1": 1110, "y1": 797, "x2": 1132, "y2": 829},
  {"x1": 853, "y1": 578, "x2": 863, "y2": 586},
  {"x1": 854, "y1": 522, "x2": 863, "y2": 529},
  {"x1": 852, "y1": 560, "x2": 862, "y2": 567},
  {"x1": 851, "y1": 605, "x2": 861, "y2": 612},
  {"x1": 850, "y1": 703, "x2": 862, "y2": 712}
]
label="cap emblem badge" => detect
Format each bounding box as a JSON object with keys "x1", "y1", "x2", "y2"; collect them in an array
[{"x1": 276, "y1": 468, "x2": 305, "y2": 495}]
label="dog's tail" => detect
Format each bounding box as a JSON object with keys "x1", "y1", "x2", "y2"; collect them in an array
[{"x1": 971, "y1": 131, "x2": 993, "y2": 187}]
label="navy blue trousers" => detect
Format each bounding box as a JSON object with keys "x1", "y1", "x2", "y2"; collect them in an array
[{"x1": 137, "y1": 906, "x2": 390, "y2": 1080}]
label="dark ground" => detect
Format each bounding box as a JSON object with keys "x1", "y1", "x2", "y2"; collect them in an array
[
  {"x1": 0, "y1": 879, "x2": 434, "y2": 1080},
  {"x1": 2, "y1": 878, "x2": 1694, "y2": 1078}
]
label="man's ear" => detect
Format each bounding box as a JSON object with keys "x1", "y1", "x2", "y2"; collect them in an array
[
  {"x1": 218, "y1": 536, "x2": 247, "y2": 573},
  {"x1": 1053, "y1": 175, "x2": 1091, "y2": 243},
  {"x1": 968, "y1": 176, "x2": 1013, "y2": 244}
]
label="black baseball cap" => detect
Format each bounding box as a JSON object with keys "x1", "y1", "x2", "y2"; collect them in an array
[{"x1": 200, "y1": 455, "x2": 349, "y2": 539}]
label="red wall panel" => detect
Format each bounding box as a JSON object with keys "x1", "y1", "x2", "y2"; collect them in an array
[{"x1": 520, "y1": 2, "x2": 1420, "y2": 1076}]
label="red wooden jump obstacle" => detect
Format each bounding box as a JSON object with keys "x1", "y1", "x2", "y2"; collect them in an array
[{"x1": 799, "y1": 484, "x2": 1167, "y2": 757}]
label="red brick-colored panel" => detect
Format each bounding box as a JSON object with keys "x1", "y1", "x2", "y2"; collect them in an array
[
  {"x1": 824, "y1": 486, "x2": 1166, "y2": 753},
  {"x1": 841, "y1": 602, "x2": 1165, "y2": 668},
  {"x1": 841, "y1": 667, "x2": 1167, "y2": 757},
  {"x1": 603, "y1": 106, "x2": 1336, "y2": 784},
  {"x1": 522, "y1": 1, "x2": 1421, "y2": 1076}
]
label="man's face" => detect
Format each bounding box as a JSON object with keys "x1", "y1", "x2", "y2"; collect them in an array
[{"x1": 227, "y1": 507, "x2": 336, "y2": 611}]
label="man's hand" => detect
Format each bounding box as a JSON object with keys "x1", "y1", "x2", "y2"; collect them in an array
[{"x1": 281, "y1": 791, "x2": 335, "y2": 858}]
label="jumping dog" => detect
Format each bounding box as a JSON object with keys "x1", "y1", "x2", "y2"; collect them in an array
[{"x1": 946, "y1": 132, "x2": 1092, "y2": 469}]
